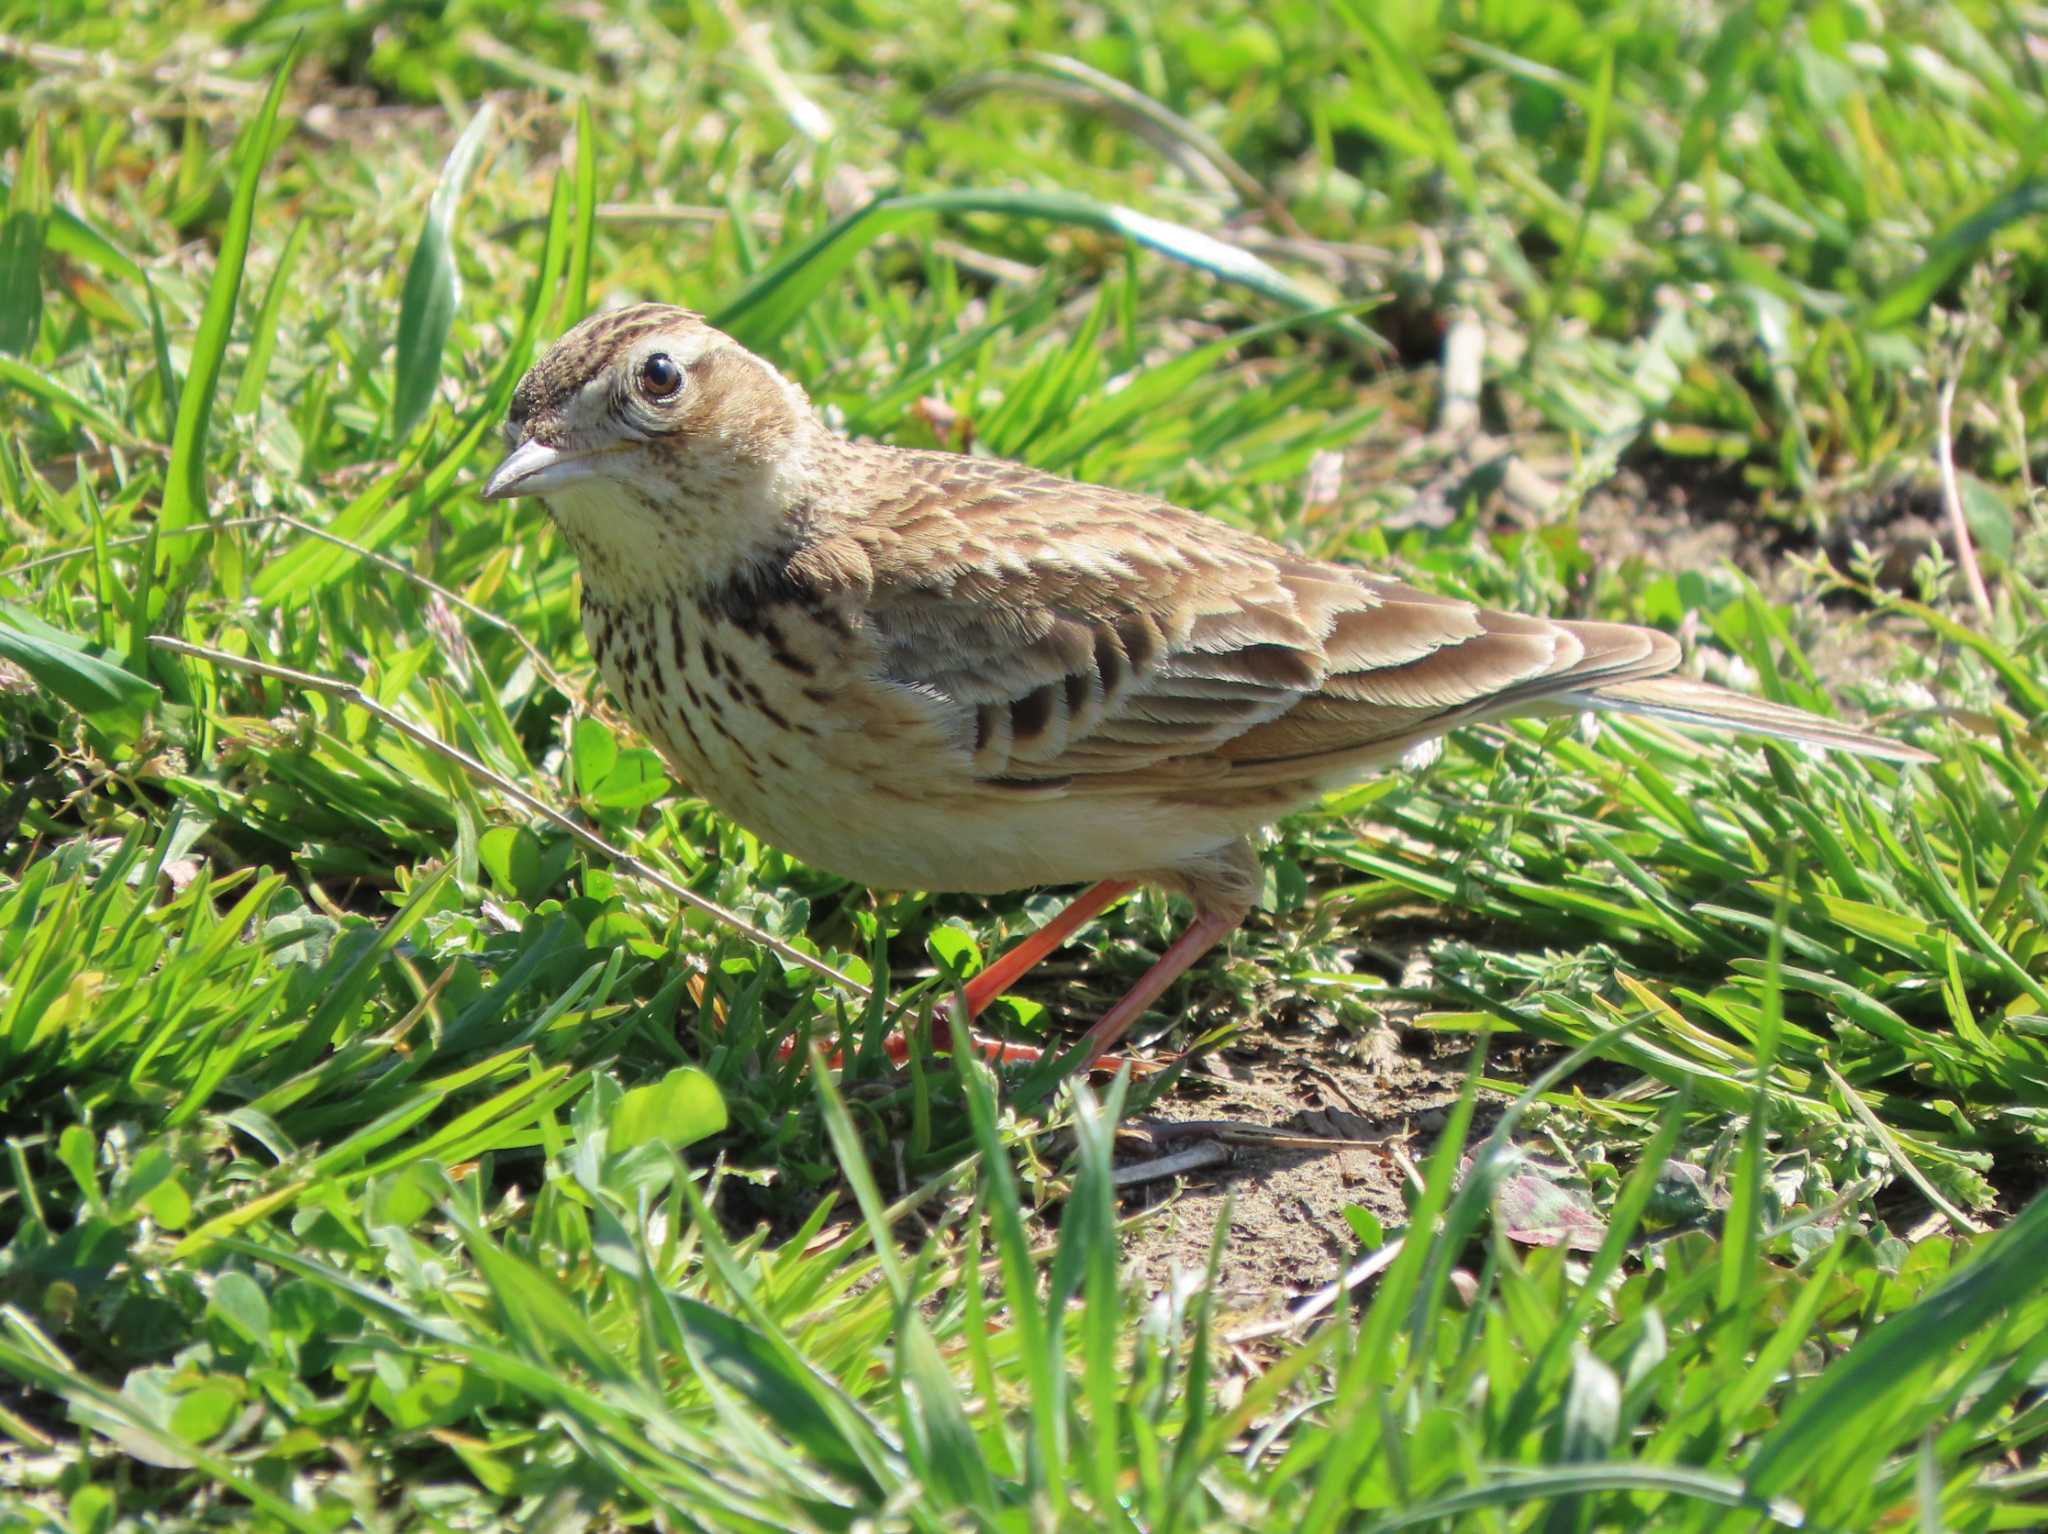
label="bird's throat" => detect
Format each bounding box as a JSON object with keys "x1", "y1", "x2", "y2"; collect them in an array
[{"x1": 540, "y1": 460, "x2": 809, "y2": 611}]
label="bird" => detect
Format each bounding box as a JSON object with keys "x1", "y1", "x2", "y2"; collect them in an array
[{"x1": 481, "y1": 302, "x2": 1930, "y2": 1071}]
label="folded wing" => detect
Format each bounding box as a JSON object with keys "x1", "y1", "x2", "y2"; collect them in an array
[{"x1": 846, "y1": 454, "x2": 1821, "y2": 792}]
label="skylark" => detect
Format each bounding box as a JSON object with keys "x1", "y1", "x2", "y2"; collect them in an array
[{"x1": 483, "y1": 303, "x2": 1928, "y2": 1069}]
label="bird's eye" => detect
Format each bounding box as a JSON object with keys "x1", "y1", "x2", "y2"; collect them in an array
[{"x1": 638, "y1": 353, "x2": 683, "y2": 400}]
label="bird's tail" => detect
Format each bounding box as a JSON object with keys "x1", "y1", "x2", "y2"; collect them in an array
[{"x1": 1562, "y1": 676, "x2": 1932, "y2": 763}]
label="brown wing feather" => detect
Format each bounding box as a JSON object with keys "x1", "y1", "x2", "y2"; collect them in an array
[{"x1": 845, "y1": 450, "x2": 1687, "y2": 790}]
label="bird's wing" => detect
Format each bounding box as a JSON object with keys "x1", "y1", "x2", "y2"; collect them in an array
[{"x1": 841, "y1": 451, "x2": 1677, "y2": 789}]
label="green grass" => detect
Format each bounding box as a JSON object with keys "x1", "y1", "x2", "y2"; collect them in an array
[{"x1": 3, "y1": 0, "x2": 2047, "y2": 1527}]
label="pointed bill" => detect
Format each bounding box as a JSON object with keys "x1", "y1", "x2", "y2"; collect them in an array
[{"x1": 481, "y1": 438, "x2": 608, "y2": 500}]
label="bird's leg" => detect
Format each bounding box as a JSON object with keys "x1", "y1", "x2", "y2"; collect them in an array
[
  {"x1": 791, "y1": 880, "x2": 1160, "y2": 1075},
  {"x1": 955, "y1": 879, "x2": 1137, "y2": 1020},
  {"x1": 803, "y1": 882, "x2": 1231, "y2": 1078},
  {"x1": 1076, "y1": 904, "x2": 1247, "y2": 1069}
]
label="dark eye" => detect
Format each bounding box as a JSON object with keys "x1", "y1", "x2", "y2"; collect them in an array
[{"x1": 638, "y1": 353, "x2": 683, "y2": 399}]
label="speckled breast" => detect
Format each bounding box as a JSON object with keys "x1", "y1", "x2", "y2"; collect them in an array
[{"x1": 578, "y1": 575, "x2": 970, "y2": 886}]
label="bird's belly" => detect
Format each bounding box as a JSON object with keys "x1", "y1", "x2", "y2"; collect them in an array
[
  {"x1": 751, "y1": 789, "x2": 1247, "y2": 895},
  {"x1": 582, "y1": 592, "x2": 1246, "y2": 896}
]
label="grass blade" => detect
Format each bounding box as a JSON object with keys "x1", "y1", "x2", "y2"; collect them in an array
[
  {"x1": 1745, "y1": 1189, "x2": 2048, "y2": 1498},
  {"x1": 1868, "y1": 179, "x2": 2048, "y2": 329},
  {"x1": 1361, "y1": 1464, "x2": 1804, "y2": 1530},
  {"x1": 948, "y1": 1010, "x2": 1068, "y2": 1511},
  {"x1": 254, "y1": 168, "x2": 569, "y2": 601},
  {"x1": 0, "y1": 602, "x2": 158, "y2": 743},
  {"x1": 230, "y1": 216, "x2": 308, "y2": 415},
  {"x1": 0, "y1": 117, "x2": 49, "y2": 356},
  {"x1": 566, "y1": 96, "x2": 597, "y2": 324},
  {"x1": 1717, "y1": 855, "x2": 1790, "y2": 1340},
  {"x1": 715, "y1": 187, "x2": 1376, "y2": 354},
  {"x1": 0, "y1": 355, "x2": 137, "y2": 445},
  {"x1": 156, "y1": 37, "x2": 300, "y2": 574},
  {"x1": 391, "y1": 102, "x2": 494, "y2": 442}
]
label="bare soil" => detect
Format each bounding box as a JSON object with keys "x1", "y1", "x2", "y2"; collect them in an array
[{"x1": 1110, "y1": 1023, "x2": 1470, "y2": 1322}]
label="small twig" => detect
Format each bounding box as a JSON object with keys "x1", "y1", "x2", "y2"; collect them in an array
[
  {"x1": 0, "y1": 515, "x2": 277, "y2": 578},
  {"x1": 6, "y1": 513, "x2": 582, "y2": 703},
  {"x1": 1223, "y1": 1237, "x2": 1406, "y2": 1344},
  {"x1": 268, "y1": 512, "x2": 579, "y2": 701},
  {"x1": 1936, "y1": 370, "x2": 1995, "y2": 623},
  {"x1": 1389, "y1": 1143, "x2": 1428, "y2": 1201},
  {"x1": 1436, "y1": 305, "x2": 1486, "y2": 441},
  {"x1": 6, "y1": 509, "x2": 582, "y2": 704},
  {"x1": 1130, "y1": 1118, "x2": 1405, "y2": 1153},
  {"x1": 1112, "y1": 1142, "x2": 1230, "y2": 1187},
  {"x1": 489, "y1": 201, "x2": 767, "y2": 236},
  {"x1": 152, "y1": 635, "x2": 870, "y2": 997},
  {"x1": 1301, "y1": 1062, "x2": 1383, "y2": 1122},
  {"x1": 377, "y1": 960, "x2": 459, "y2": 1051}
]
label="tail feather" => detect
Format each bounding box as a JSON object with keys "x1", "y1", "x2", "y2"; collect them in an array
[{"x1": 1566, "y1": 677, "x2": 1932, "y2": 763}]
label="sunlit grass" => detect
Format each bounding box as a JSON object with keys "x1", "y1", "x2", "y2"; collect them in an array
[{"x1": 2, "y1": 1, "x2": 2046, "y2": 1528}]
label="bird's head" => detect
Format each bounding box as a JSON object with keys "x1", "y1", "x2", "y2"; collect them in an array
[{"x1": 482, "y1": 304, "x2": 825, "y2": 592}]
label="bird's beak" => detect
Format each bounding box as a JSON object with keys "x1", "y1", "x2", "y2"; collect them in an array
[{"x1": 480, "y1": 438, "x2": 606, "y2": 501}]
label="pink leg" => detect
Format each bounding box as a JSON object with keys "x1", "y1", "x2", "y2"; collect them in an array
[
  {"x1": 788, "y1": 881, "x2": 1148, "y2": 1074},
  {"x1": 1076, "y1": 905, "x2": 1247, "y2": 1070},
  {"x1": 793, "y1": 885, "x2": 1239, "y2": 1079},
  {"x1": 956, "y1": 879, "x2": 1136, "y2": 1020}
]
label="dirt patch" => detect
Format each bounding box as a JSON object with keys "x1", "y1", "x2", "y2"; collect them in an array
[
  {"x1": 1110, "y1": 1017, "x2": 1473, "y2": 1317},
  {"x1": 1574, "y1": 460, "x2": 1764, "y2": 586},
  {"x1": 1575, "y1": 457, "x2": 1955, "y2": 610}
]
